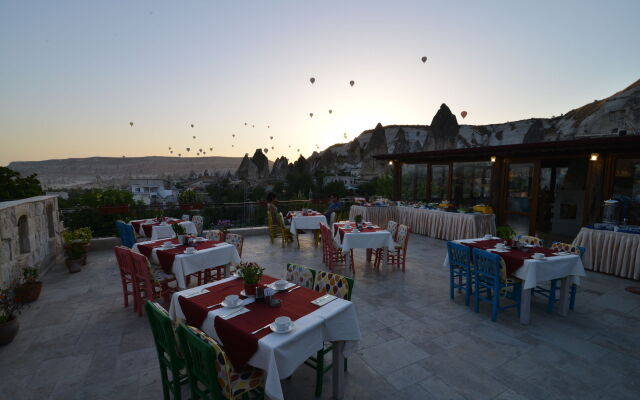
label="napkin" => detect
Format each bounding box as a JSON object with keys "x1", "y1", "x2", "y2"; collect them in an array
[
  {"x1": 219, "y1": 307, "x2": 251, "y2": 320},
  {"x1": 183, "y1": 288, "x2": 209, "y2": 298},
  {"x1": 312, "y1": 294, "x2": 337, "y2": 306}
]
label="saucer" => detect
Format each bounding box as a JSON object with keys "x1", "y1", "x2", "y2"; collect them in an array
[
  {"x1": 184, "y1": 249, "x2": 197, "y2": 254},
  {"x1": 240, "y1": 289, "x2": 255, "y2": 297},
  {"x1": 221, "y1": 300, "x2": 243, "y2": 309},
  {"x1": 269, "y1": 322, "x2": 294, "y2": 334}
]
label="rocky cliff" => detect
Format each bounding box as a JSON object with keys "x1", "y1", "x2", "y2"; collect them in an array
[{"x1": 236, "y1": 149, "x2": 271, "y2": 181}]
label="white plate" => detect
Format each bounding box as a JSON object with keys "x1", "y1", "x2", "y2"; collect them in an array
[
  {"x1": 269, "y1": 322, "x2": 294, "y2": 334},
  {"x1": 268, "y1": 281, "x2": 295, "y2": 291},
  {"x1": 184, "y1": 249, "x2": 197, "y2": 254},
  {"x1": 240, "y1": 289, "x2": 255, "y2": 298},
  {"x1": 221, "y1": 300, "x2": 243, "y2": 309}
]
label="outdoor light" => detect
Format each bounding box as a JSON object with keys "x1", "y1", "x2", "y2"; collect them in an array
[
  {"x1": 490, "y1": 156, "x2": 497, "y2": 163},
  {"x1": 388, "y1": 160, "x2": 393, "y2": 165},
  {"x1": 590, "y1": 153, "x2": 599, "y2": 161}
]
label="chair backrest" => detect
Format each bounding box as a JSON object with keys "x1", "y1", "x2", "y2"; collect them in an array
[
  {"x1": 312, "y1": 270, "x2": 354, "y2": 300},
  {"x1": 447, "y1": 241, "x2": 471, "y2": 270},
  {"x1": 176, "y1": 324, "x2": 234, "y2": 400},
  {"x1": 277, "y1": 212, "x2": 286, "y2": 229},
  {"x1": 181, "y1": 214, "x2": 190, "y2": 221},
  {"x1": 396, "y1": 224, "x2": 410, "y2": 248},
  {"x1": 472, "y1": 248, "x2": 502, "y2": 281},
  {"x1": 285, "y1": 263, "x2": 316, "y2": 288},
  {"x1": 192, "y1": 215, "x2": 204, "y2": 235},
  {"x1": 130, "y1": 251, "x2": 156, "y2": 285},
  {"x1": 116, "y1": 221, "x2": 136, "y2": 247},
  {"x1": 144, "y1": 301, "x2": 183, "y2": 372},
  {"x1": 551, "y1": 242, "x2": 585, "y2": 257},
  {"x1": 329, "y1": 211, "x2": 336, "y2": 226},
  {"x1": 224, "y1": 233, "x2": 244, "y2": 257},
  {"x1": 204, "y1": 229, "x2": 223, "y2": 241},
  {"x1": 319, "y1": 223, "x2": 332, "y2": 248},
  {"x1": 517, "y1": 235, "x2": 543, "y2": 246},
  {"x1": 114, "y1": 245, "x2": 134, "y2": 275},
  {"x1": 386, "y1": 220, "x2": 399, "y2": 239}
]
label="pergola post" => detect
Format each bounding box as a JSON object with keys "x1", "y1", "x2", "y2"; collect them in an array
[{"x1": 392, "y1": 161, "x2": 402, "y2": 201}]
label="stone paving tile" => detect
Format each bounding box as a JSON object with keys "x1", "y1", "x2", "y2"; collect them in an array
[{"x1": 1, "y1": 232, "x2": 639, "y2": 400}]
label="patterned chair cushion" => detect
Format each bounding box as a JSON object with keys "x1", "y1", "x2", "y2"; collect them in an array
[
  {"x1": 518, "y1": 235, "x2": 543, "y2": 246},
  {"x1": 551, "y1": 242, "x2": 582, "y2": 255},
  {"x1": 204, "y1": 229, "x2": 223, "y2": 241},
  {"x1": 225, "y1": 233, "x2": 244, "y2": 256},
  {"x1": 285, "y1": 264, "x2": 315, "y2": 288},
  {"x1": 312, "y1": 271, "x2": 352, "y2": 300},
  {"x1": 186, "y1": 326, "x2": 263, "y2": 399},
  {"x1": 151, "y1": 265, "x2": 175, "y2": 282},
  {"x1": 386, "y1": 220, "x2": 399, "y2": 238},
  {"x1": 395, "y1": 224, "x2": 409, "y2": 247}
]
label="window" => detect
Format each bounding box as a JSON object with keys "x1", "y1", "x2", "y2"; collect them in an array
[
  {"x1": 430, "y1": 165, "x2": 450, "y2": 202},
  {"x1": 18, "y1": 215, "x2": 30, "y2": 254},
  {"x1": 612, "y1": 158, "x2": 640, "y2": 225},
  {"x1": 401, "y1": 164, "x2": 427, "y2": 201},
  {"x1": 46, "y1": 204, "x2": 55, "y2": 237},
  {"x1": 452, "y1": 162, "x2": 492, "y2": 207}
]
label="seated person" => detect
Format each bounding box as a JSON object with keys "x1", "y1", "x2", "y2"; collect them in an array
[
  {"x1": 324, "y1": 194, "x2": 342, "y2": 222},
  {"x1": 266, "y1": 192, "x2": 280, "y2": 224}
]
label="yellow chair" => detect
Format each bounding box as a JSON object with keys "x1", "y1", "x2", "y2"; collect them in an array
[
  {"x1": 278, "y1": 212, "x2": 297, "y2": 248},
  {"x1": 267, "y1": 211, "x2": 280, "y2": 244}
]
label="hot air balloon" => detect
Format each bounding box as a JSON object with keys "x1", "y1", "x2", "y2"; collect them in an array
[
  {"x1": 270, "y1": 136, "x2": 273, "y2": 140},
  {"x1": 310, "y1": 77, "x2": 315, "y2": 84},
  {"x1": 421, "y1": 56, "x2": 427, "y2": 63},
  {"x1": 232, "y1": 134, "x2": 235, "y2": 138},
  {"x1": 252, "y1": 125, "x2": 254, "y2": 128},
  {"x1": 232, "y1": 145, "x2": 234, "y2": 147},
  {"x1": 186, "y1": 148, "x2": 190, "y2": 152},
  {"x1": 170, "y1": 151, "x2": 173, "y2": 154},
  {"x1": 329, "y1": 109, "x2": 332, "y2": 114},
  {"x1": 122, "y1": 155, "x2": 125, "y2": 158},
  {"x1": 129, "y1": 122, "x2": 134, "y2": 127},
  {"x1": 193, "y1": 136, "x2": 196, "y2": 139},
  {"x1": 168, "y1": 147, "x2": 171, "y2": 150},
  {"x1": 190, "y1": 124, "x2": 194, "y2": 128},
  {"x1": 263, "y1": 148, "x2": 268, "y2": 153},
  {"x1": 288, "y1": 145, "x2": 291, "y2": 148},
  {"x1": 461, "y1": 111, "x2": 468, "y2": 119},
  {"x1": 296, "y1": 148, "x2": 300, "y2": 152},
  {"x1": 343, "y1": 133, "x2": 348, "y2": 139},
  {"x1": 349, "y1": 80, "x2": 355, "y2": 87},
  {"x1": 267, "y1": 125, "x2": 270, "y2": 128},
  {"x1": 178, "y1": 153, "x2": 182, "y2": 157},
  {"x1": 271, "y1": 146, "x2": 274, "y2": 150},
  {"x1": 309, "y1": 113, "x2": 313, "y2": 118},
  {"x1": 209, "y1": 147, "x2": 213, "y2": 151},
  {"x1": 244, "y1": 122, "x2": 247, "y2": 126}
]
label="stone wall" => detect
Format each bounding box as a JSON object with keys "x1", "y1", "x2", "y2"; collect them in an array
[{"x1": 0, "y1": 196, "x2": 63, "y2": 287}]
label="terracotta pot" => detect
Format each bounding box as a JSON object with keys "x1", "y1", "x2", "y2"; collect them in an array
[
  {"x1": 65, "y1": 258, "x2": 82, "y2": 273},
  {"x1": 0, "y1": 318, "x2": 19, "y2": 346},
  {"x1": 243, "y1": 283, "x2": 257, "y2": 296},
  {"x1": 15, "y1": 282, "x2": 43, "y2": 304}
]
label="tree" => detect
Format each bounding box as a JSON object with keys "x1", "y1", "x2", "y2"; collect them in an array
[
  {"x1": 357, "y1": 175, "x2": 392, "y2": 198},
  {"x1": 321, "y1": 181, "x2": 348, "y2": 198},
  {"x1": 0, "y1": 167, "x2": 43, "y2": 201}
]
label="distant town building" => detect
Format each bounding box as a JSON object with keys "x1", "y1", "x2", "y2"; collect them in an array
[
  {"x1": 45, "y1": 191, "x2": 69, "y2": 200},
  {"x1": 129, "y1": 179, "x2": 177, "y2": 205},
  {"x1": 323, "y1": 175, "x2": 359, "y2": 190}
]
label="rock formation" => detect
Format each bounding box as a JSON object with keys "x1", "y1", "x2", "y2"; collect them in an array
[
  {"x1": 423, "y1": 104, "x2": 459, "y2": 151},
  {"x1": 269, "y1": 156, "x2": 289, "y2": 180}
]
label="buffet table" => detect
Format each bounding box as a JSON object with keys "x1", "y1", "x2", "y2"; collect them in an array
[
  {"x1": 573, "y1": 227, "x2": 640, "y2": 280},
  {"x1": 349, "y1": 205, "x2": 495, "y2": 241}
]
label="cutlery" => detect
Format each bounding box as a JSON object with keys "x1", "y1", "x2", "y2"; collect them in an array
[
  {"x1": 286, "y1": 286, "x2": 301, "y2": 293},
  {"x1": 251, "y1": 323, "x2": 272, "y2": 335},
  {"x1": 320, "y1": 297, "x2": 338, "y2": 307},
  {"x1": 207, "y1": 302, "x2": 224, "y2": 309},
  {"x1": 221, "y1": 308, "x2": 246, "y2": 319}
]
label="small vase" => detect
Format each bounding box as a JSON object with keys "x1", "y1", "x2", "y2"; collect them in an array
[{"x1": 243, "y1": 283, "x2": 257, "y2": 296}]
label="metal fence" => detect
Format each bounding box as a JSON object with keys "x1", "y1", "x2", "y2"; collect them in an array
[{"x1": 60, "y1": 198, "x2": 353, "y2": 238}]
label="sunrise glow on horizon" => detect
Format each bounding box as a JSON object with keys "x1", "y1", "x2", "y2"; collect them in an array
[{"x1": 1, "y1": 0, "x2": 639, "y2": 165}]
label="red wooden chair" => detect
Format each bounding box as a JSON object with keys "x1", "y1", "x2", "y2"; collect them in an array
[
  {"x1": 129, "y1": 251, "x2": 178, "y2": 316},
  {"x1": 113, "y1": 246, "x2": 135, "y2": 310},
  {"x1": 375, "y1": 224, "x2": 410, "y2": 272},
  {"x1": 320, "y1": 223, "x2": 354, "y2": 273}
]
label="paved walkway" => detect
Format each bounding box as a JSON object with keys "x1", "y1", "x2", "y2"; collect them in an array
[{"x1": 1, "y1": 233, "x2": 639, "y2": 399}]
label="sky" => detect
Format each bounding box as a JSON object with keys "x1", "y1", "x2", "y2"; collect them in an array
[{"x1": 1, "y1": 0, "x2": 639, "y2": 166}]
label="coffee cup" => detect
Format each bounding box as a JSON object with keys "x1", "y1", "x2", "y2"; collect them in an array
[
  {"x1": 484, "y1": 234, "x2": 493, "y2": 240},
  {"x1": 496, "y1": 243, "x2": 506, "y2": 249},
  {"x1": 185, "y1": 247, "x2": 196, "y2": 254},
  {"x1": 273, "y1": 280, "x2": 288, "y2": 290},
  {"x1": 224, "y1": 294, "x2": 240, "y2": 307},
  {"x1": 533, "y1": 253, "x2": 545, "y2": 260},
  {"x1": 274, "y1": 316, "x2": 292, "y2": 331}
]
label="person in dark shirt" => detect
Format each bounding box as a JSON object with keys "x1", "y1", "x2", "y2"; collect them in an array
[{"x1": 325, "y1": 194, "x2": 342, "y2": 222}]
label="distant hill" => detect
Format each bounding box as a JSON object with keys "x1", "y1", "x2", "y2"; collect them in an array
[{"x1": 8, "y1": 156, "x2": 250, "y2": 189}]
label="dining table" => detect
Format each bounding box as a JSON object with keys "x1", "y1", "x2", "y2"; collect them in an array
[
  {"x1": 132, "y1": 238, "x2": 241, "y2": 288},
  {"x1": 287, "y1": 211, "x2": 328, "y2": 236},
  {"x1": 333, "y1": 222, "x2": 395, "y2": 269},
  {"x1": 444, "y1": 237, "x2": 586, "y2": 324},
  {"x1": 129, "y1": 218, "x2": 198, "y2": 239},
  {"x1": 168, "y1": 275, "x2": 362, "y2": 400}
]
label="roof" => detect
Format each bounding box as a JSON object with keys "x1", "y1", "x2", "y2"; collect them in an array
[{"x1": 373, "y1": 135, "x2": 640, "y2": 163}]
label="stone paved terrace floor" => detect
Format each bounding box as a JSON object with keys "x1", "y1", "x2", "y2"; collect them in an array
[{"x1": 2, "y1": 233, "x2": 640, "y2": 400}]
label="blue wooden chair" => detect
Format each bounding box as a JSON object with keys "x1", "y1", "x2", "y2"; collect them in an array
[
  {"x1": 472, "y1": 248, "x2": 521, "y2": 322},
  {"x1": 534, "y1": 243, "x2": 584, "y2": 313},
  {"x1": 447, "y1": 241, "x2": 472, "y2": 306},
  {"x1": 116, "y1": 221, "x2": 137, "y2": 248}
]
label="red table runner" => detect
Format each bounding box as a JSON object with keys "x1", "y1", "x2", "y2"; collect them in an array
[
  {"x1": 131, "y1": 220, "x2": 145, "y2": 234},
  {"x1": 155, "y1": 240, "x2": 221, "y2": 273},
  {"x1": 334, "y1": 223, "x2": 384, "y2": 242},
  {"x1": 179, "y1": 275, "x2": 322, "y2": 368},
  {"x1": 286, "y1": 211, "x2": 322, "y2": 220},
  {"x1": 463, "y1": 239, "x2": 558, "y2": 274},
  {"x1": 137, "y1": 238, "x2": 178, "y2": 258},
  {"x1": 141, "y1": 219, "x2": 183, "y2": 238}
]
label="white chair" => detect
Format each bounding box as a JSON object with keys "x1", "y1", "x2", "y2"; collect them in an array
[
  {"x1": 181, "y1": 214, "x2": 190, "y2": 221},
  {"x1": 192, "y1": 215, "x2": 204, "y2": 236}
]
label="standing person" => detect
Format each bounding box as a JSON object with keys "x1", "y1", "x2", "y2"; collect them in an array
[
  {"x1": 266, "y1": 192, "x2": 279, "y2": 223},
  {"x1": 324, "y1": 194, "x2": 342, "y2": 222}
]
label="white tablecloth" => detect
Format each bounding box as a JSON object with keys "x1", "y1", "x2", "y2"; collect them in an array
[
  {"x1": 169, "y1": 277, "x2": 362, "y2": 400},
  {"x1": 349, "y1": 206, "x2": 496, "y2": 240},
  {"x1": 150, "y1": 221, "x2": 197, "y2": 240},
  {"x1": 573, "y1": 227, "x2": 640, "y2": 280},
  {"x1": 334, "y1": 226, "x2": 395, "y2": 252},
  {"x1": 289, "y1": 214, "x2": 328, "y2": 235},
  {"x1": 132, "y1": 241, "x2": 241, "y2": 288}
]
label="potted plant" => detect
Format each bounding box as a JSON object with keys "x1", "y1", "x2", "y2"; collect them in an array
[
  {"x1": 179, "y1": 190, "x2": 204, "y2": 210},
  {"x1": 216, "y1": 219, "x2": 232, "y2": 241},
  {"x1": 496, "y1": 225, "x2": 516, "y2": 241},
  {"x1": 354, "y1": 214, "x2": 363, "y2": 229},
  {"x1": 1, "y1": 281, "x2": 26, "y2": 345},
  {"x1": 15, "y1": 266, "x2": 42, "y2": 303},
  {"x1": 236, "y1": 262, "x2": 265, "y2": 296},
  {"x1": 173, "y1": 223, "x2": 187, "y2": 245},
  {"x1": 62, "y1": 227, "x2": 93, "y2": 273}
]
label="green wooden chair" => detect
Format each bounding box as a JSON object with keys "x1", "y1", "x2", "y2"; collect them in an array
[
  {"x1": 305, "y1": 271, "x2": 354, "y2": 397},
  {"x1": 176, "y1": 324, "x2": 265, "y2": 400},
  {"x1": 144, "y1": 301, "x2": 189, "y2": 400}
]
